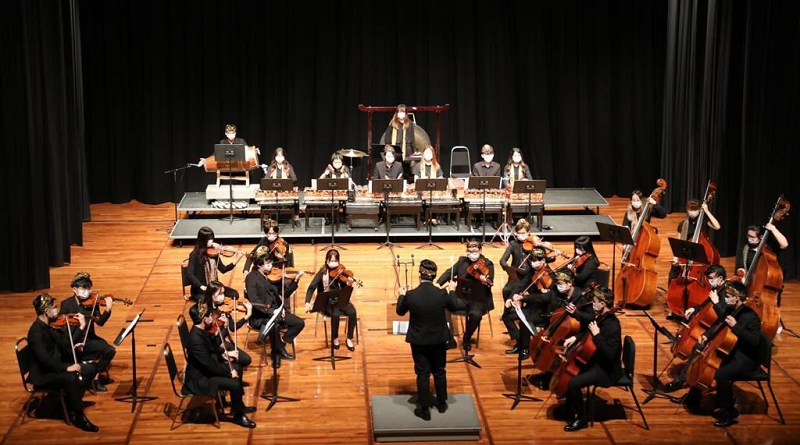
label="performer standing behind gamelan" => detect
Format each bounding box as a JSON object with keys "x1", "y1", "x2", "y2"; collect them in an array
[
  {"x1": 319, "y1": 153, "x2": 351, "y2": 179},
  {"x1": 304, "y1": 249, "x2": 360, "y2": 352},
  {"x1": 379, "y1": 104, "x2": 418, "y2": 159},
  {"x1": 437, "y1": 240, "x2": 495, "y2": 354},
  {"x1": 59, "y1": 271, "x2": 116, "y2": 392},
  {"x1": 621, "y1": 189, "x2": 668, "y2": 228},
  {"x1": 265, "y1": 147, "x2": 298, "y2": 183},
  {"x1": 471, "y1": 144, "x2": 502, "y2": 177},
  {"x1": 373, "y1": 145, "x2": 404, "y2": 180},
  {"x1": 185, "y1": 226, "x2": 242, "y2": 302},
  {"x1": 245, "y1": 254, "x2": 306, "y2": 368},
  {"x1": 28, "y1": 294, "x2": 99, "y2": 432},
  {"x1": 202, "y1": 281, "x2": 253, "y2": 377},
  {"x1": 559, "y1": 286, "x2": 622, "y2": 432},
  {"x1": 396, "y1": 259, "x2": 465, "y2": 421},
  {"x1": 185, "y1": 302, "x2": 257, "y2": 428}
]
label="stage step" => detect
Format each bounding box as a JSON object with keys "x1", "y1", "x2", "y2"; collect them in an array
[{"x1": 371, "y1": 394, "x2": 482, "y2": 443}]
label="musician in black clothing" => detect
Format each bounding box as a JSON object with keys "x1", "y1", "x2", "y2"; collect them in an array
[
  {"x1": 265, "y1": 147, "x2": 298, "y2": 183},
  {"x1": 500, "y1": 219, "x2": 556, "y2": 303},
  {"x1": 379, "y1": 104, "x2": 418, "y2": 159},
  {"x1": 185, "y1": 302, "x2": 256, "y2": 428},
  {"x1": 319, "y1": 153, "x2": 351, "y2": 179},
  {"x1": 471, "y1": 144, "x2": 502, "y2": 177},
  {"x1": 28, "y1": 294, "x2": 99, "y2": 432},
  {"x1": 185, "y1": 226, "x2": 242, "y2": 302},
  {"x1": 244, "y1": 219, "x2": 295, "y2": 274},
  {"x1": 735, "y1": 223, "x2": 789, "y2": 275},
  {"x1": 396, "y1": 259, "x2": 465, "y2": 420},
  {"x1": 502, "y1": 247, "x2": 553, "y2": 358},
  {"x1": 60, "y1": 271, "x2": 116, "y2": 392},
  {"x1": 304, "y1": 249, "x2": 359, "y2": 351},
  {"x1": 219, "y1": 124, "x2": 248, "y2": 146},
  {"x1": 372, "y1": 145, "x2": 404, "y2": 180},
  {"x1": 668, "y1": 199, "x2": 721, "y2": 282},
  {"x1": 245, "y1": 255, "x2": 306, "y2": 368},
  {"x1": 621, "y1": 189, "x2": 667, "y2": 228},
  {"x1": 566, "y1": 236, "x2": 601, "y2": 289},
  {"x1": 504, "y1": 147, "x2": 533, "y2": 187},
  {"x1": 437, "y1": 240, "x2": 494, "y2": 353},
  {"x1": 561, "y1": 286, "x2": 622, "y2": 432},
  {"x1": 202, "y1": 281, "x2": 253, "y2": 376}
]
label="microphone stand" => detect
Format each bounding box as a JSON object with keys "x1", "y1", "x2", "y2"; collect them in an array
[{"x1": 157, "y1": 163, "x2": 199, "y2": 232}]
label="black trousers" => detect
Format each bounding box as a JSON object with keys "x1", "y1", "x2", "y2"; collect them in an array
[
  {"x1": 460, "y1": 301, "x2": 488, "y2": 350},
  {"x1": 251, "y1": 312, "x2": 305, "y2": 351},
  {"x1": 207, "y1": 376, "x2": 246, "y2": 414},
  {"x1": 222, "y1": 341, "x2": 251, "y2": 375},
  {"x1": 81, "y1": 335, "x2": 116, "y2": 373},
  {"x1": 34, "y1": 363, "x2": 97, "y2": 415},
  {"x1": 503, "y1": 305, "x2": 546, "y2": 348},
  {"x1": 327, "y1": 302, "x2": 357, "y2": 340},
  {"x1": 410, "y1": 343, "x2": 448, "y2": 408},
  {"x1": 566, "y1": 364, "x2": 612, "y2": 420},
  {"x1": 715, "y1": 353, "x2": 759, "y2": 412}
]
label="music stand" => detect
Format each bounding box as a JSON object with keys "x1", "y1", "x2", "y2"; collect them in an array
[
  {"x1": 667, "y1": 238, "x2": 710, "y2": 317},
  {"x1": 415, "y1": 178, "x2": 448, "y2": 250},
  {"x1": 261, "y1": 178, "x2": 295, "y2": 225},
  {"x1": 373, "y1": 179, "x2": 405, "y2": 249},
  {"x1": 311, "y1": 287, "x2": 354, "y2": 370},
  {"x1": 596, "y1": 222, "x2": 633, "y2": 307},
  {"x1": 317, "y1": 178, "x2": 350, "y2": 251},
  {"x1": 113, "y1": 310, "x2": 157, "y2": 411},
  {"x1": 257, "y1": 303, "x2": 299, "y2": 410},
  {"x1": 502, "y1": 305, "x2": 541, "y2": 409},
  {"x1": 469, "y1": 176, "x2": 502, "y2": 246},
  {"x1": 641, "y1": 310, "x2": 682, "y2": 404},
  {"x1": 447, "y1": 278, "x2": 488, "y2": 368},
  {"x1": 512, "y1": 180, "x2": 547, "y2": 229},
  {"x1": 214, "y1": 144, "x2": 246, "y2": 224}
]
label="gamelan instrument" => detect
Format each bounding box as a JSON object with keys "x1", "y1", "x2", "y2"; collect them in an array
[{"x1": 615, "y1": 178, "x2": 668, "y2": 308}]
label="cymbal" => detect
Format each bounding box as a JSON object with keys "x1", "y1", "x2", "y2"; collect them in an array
[{"x1": 337, "y1": 148, "x2": 368, "y2": 158}]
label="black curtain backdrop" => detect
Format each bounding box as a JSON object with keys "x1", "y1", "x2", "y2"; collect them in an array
[
  {"x1": 1, "y1": 0, "x2": 89, "y2": 292},
  {"x1": 660, "y1": 0, "x2": 800, "y2": 279},
  {"x1": 78, "y1": 0, "x2": 666, "y2": 204}
]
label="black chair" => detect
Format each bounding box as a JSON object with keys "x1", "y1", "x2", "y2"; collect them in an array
[
  {"x1": 176, "y1": 315, "x2": 191, "y2": 361},
  {"x1": 596, "y1": 263, "x2": 611, "y2": 288},
  {"x1": 181, "y1": 259, "x2": 191, "y2": 306},
  {"x1": 588, "y1": 335, "x2": 649, "y2": 429},
  {"x1": 449, "y1": 308, "x2": 493, "y2": 348},
  {"x1": 163, "y1": 342, "x2": 224, "y2": 430},
  {"x1": 14, "y1": 338, "x2": 71, "y2": 425},
  {"x1": 449, "y1": 146, "x2": 471, "y2": 178},
  {"x1": 729, "y1": 333, "x2": 785, "y2": 425}
]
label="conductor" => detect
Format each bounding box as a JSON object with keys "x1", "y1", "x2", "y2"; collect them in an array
[{"x1": 396, "y1": 259, "x2": 466, "y2": 421}]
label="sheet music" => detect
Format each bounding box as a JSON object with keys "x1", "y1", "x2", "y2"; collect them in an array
[
  {"x1": 116, "y1": 309, "x2": 144, "y2": 345},
  {"x1": 264, "y1": 302, "x2": 283, "y2": 336},
  {"x1": 515, "y1": 305, "x2": 537, "y2": 337}
]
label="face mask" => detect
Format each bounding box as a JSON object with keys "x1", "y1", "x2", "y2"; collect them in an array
[
  {"x1": 333, "y1": 161, "x2": 342, "y2": 169},
  {"x1": 226, "y1": 133, "x2": 236, "y2": 140},
  {"x1": 267, "y1": 234, "x2": 277, "y2": 242},
  {"x1": 423, "y1": 151, "x2": 434, "y2": 162},
  {"x1": 76, "y1": 289, "x2": 91, "y2": 299},
  {"x1": 557, "y1": 283, "x2": 570, "y2": 294},
  {"x1": 710, "y1": 277, "x2": 724, "y2": 288},
  {"x1": 482, "y1": 154, "x2": 494, "y2": 163},
  {"x1": 397, "y1": 112, "x2": 406, "y2": 120},
  {"x1": 631, "y1": 201, "x2": 642, "y2": 210},
  {"x1": 467, "y1": 252, "x2": 480, "y2": 262},
  {"x1": 575, "y1": 248, "x2": 585, "y2": 256},
  {"x1": 512, "y1": 154, "x2": 522, "y2": 163},
  {"x1": 747, "y1": 237, "x2": 759, "y2": 245},
  {"x1": 328, "y1": 261, "x2": 339, "y2": 269},
  {"x1": 275, "y1": 156, "x2": 285, "y2": 163},
  {"x1": 213, "y1": 293, "x2": 225, "y2": 304},
  {"x1": 261, "y1": 263, "x2": 273, "y2": 273},
  {"x1": 725, "y1": 297, "x2": 737, "y2": 306},
  {"x1": 516, "y1": 233, "x2": 528, "y2": 242},
  {"x1": 593, "y1": 301, "x2": 603, "y2": 312},
  {"x1": 46, "y1": 306, "x2": 58, "y2": 319},
  {"x1": 207, "y1": 239, "x2": 214, "y2": 247},
  {"x1": 385, "y1": 154, "x2": 395, "y2": 164},
  {"x1": 688, "y1": 211, "x2": 700, "y2": 219},
  {"x1": 531, "y1": 260, "x2": 543, "y2": 269}
]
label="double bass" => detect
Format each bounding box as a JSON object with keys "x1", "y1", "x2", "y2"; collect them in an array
[
  {"x1": 666, "y1": 181, "x2": 721, "y2": 316},
  {"x1": 615, "y1": 179, "x2": 668, "y2": 308},
  {"x1": 735, "y1": 196, "x2": 790, "y2": 340}
]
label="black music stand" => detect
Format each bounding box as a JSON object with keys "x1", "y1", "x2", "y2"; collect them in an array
[
  {"x1": 311, "y1": 287, "x2": 354, "y2": 370},
  {"x1": 448, "y1": 278, "x2": 488, "y2": 368},
  {"x1": 596, "y1": 222, "x2": 633, "y2": 306},
  {"x1": 317, "y1": 178, "x2": 350, "y2": 251},
  {"x1": 502, "y1": 305, "x2": 541, "y2": 409},
  {"x1": 214, "y1": 144, "x2": 246, "y2": 224},
  {"x1": 667, "y1": 238, "x2": 710, "y2": 317},
  {"x1": 257, "y1": 304, "x2": 299, "y2": 411},
  {"x1": 470, "y1": 176, "x2": 502, "y2": 246},
  {"x1": 641, "y1": 310, "x2": 682, "y2": 404},
  {"x1": 261, "y1": 178, "x2": 295, "y2": 226},
  {"x1": 373, "y1": 179, "x2": 405, "y2": 249},
  {"x1": 113, "y1": 310, "x2": 157, "y2": 411},
  {"x1": 415, "y1": 178, "x2": 448, "y2": 250},
  {"x1": 512, "y1": 180, "x2": 547, "y2": 230}
]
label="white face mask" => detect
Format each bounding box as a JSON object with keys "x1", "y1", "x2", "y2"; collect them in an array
[
  {"x1": 516, "y1": 233, "x2": 528, "y2": 242},
  {"x1": 423, "y1": 151, "x2": 434, "y2": 162},
  {"x1": 267, "y1": 234, "x2": 277, "y2": 242},
  {"x1": 46, "y1": 306, "x2": 59, "y2": 319},
  {"x1": 482, "y1": 154, "x2": 494, "y2": 163},
  {"x1": 213, "y1": 292, "x2": 225, "y2": 304},
  {"x1": 747, "y1": 236, "x2": 760, "y2": 245},
  {"x1": 328, "y1": 261, "x2": 339, "y2": 269},
  {"x1": 556, "y1": 283, "x2": 570, "y2": 294},
  {"x1": 575, "y1": 248, "x2": 585, "y2": 256},
  {"x1": 467, "y1": 252, "x2": 480, "y2": 262},
  {"x1": 631, "y1": 200, "x2": 642, "y2": 210},
  {"x1": 76, "y1": 288, "x2": 91, "y2": 299},
  {"x1": 385, "y1": 154, "x2": 395, "y2": 164},
  {"x1": 225, "y1": 133, "x2": 236, "y2": 140},
  {"x1": 725, "y1": 297, "x2": 737, "y2": 306},
  {"x1": 688, "y1": 210, "x2": 700, "y2": 219},
  {"x1": 593, "y1": 301, "x2": 603, "y2": 312},
  {"x1": 531, "y1": 260, "x2": 543, "y2": 270},
  {"x1": 261, "y1": 263, "x2": 273, "y2": 273},
  {"x1": 333, "y1": 161, "x2": 342, "y2": 169},
  {"x1": 397, "y1": 112, "x2": 406, "y2": 120},
  {"x1": 207, "y1": 239, "x2": 214, "y2": 247},
  {"x1": 709, "y1": 277, "x2": 724, "y2": 288},
  {"x1": 275, "y1": 156, "x2": 285, "y2": 164},
  {"x1": 512, "y1": 154, "x2": 522, "y2": 163}
]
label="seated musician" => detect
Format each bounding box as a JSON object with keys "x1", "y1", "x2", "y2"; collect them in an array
[
  {"x1": 244, "y1": 218, "x2": 295, "y2": 276},
  {"x1": 185, "y1": 302, "x2": 256, "y2": 428},
  {"x1": 373, "y1": 145, "x2": 403, "y2": 180},
  {"x1": 664, "y1": 264, "x2": 729, "y2": 392},
  {"x1": 59, "y1": 272, "x2": 116, "y2": 392},
  {"x1": 735, "y1": 223, "x2": 789, "y2": 275},
  {"x1": 504, "y1": 147, "x2": 533, "y2": 188},
  {"x1": 245, "y1": 254, "x2": 306, "y2": 368},
  {"x1": 668, "y1": 198, "x2": 721, "y2": 284},
  {"x1": 28, "y1": 294, "x2": 99, "y2": 432},
  {"x1": 621, "y1": 189, "x2": 667, "y2": 228},
  {"x1": 379, "y1": 104, "x2": 418, "y2": 159},
  {"x1": 567, "y1": 236, "x2": 601, "y2": 289},
  {"x1": 471, "y1": 144, "x2": 502, "y2": 177},
  {"x1": 500, "y1": 219, "x2": 556, "y2": 305},
  {"x1": 265, "y1": 147, "x2": 298, "y2": 183},
  {"x1": 304, "y1": 249, "x2": 359, "y2": 351},
  {"x1": 185, "y1": 226, "x2": 242, "y2": 302},
  {"x1": 502, "y1": 247, "x2": 554, "y2": 359},
  {"x1": 560, "y1": 286, "x2": 622, "y2": 432},
  {"x1": 437, "y1": 240, "x2": 495, "y2": 354},
  {"x1": 202, "y1": 281, "x2": 253, "y2": 378},
  {"x1": 319, "y1": 153, "x2": 351, "y2": 179},
  {"x1": 412, "y1": 146, "x2": 444, "y2": 180}
]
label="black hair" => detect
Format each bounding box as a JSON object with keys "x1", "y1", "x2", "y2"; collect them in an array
[
  {"x1": 746, "y1": 225, "x2": 762, "y2": 236},
  {"x1": 704, "y1": 264, "x2": 726, "y2": 280},
  {"x1": 574, "y1": 236, "x2": 596, "y2": 255},
  {"x1": 195, "y1": 226, "x2": 215, "y2": 253},
  {"x1": 254, "y1": 255, "x2": 273, "y2": 268},
  {"x1": 71, "y1": 276, "x2": 93, "y2": 289},
  {"x1": 203, "y1": 280, "x2": 225, "y2": 306},
  {"x1": 189, "y1": 302, "x2": 211, "y2": 325},
  {"x1": 419, "y1": 259, "x2": 438, "y2": 280},
  {"x1": 726, "y1": 281, "x2": 748, "y2": 301},
  {"x1": 631, "y1": 190, "x2": 644, "y2": 200}
]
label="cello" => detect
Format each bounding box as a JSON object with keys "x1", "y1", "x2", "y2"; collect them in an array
[
  {"x1": 736, "y1": 196, "x2": 790, "y2": 340},
  {"x1": 666, "y1": 182, "x2": 721, "y2": 316},
  {"x1": 548, "y1": 309, "x2": 614, "y2": 397},
  {"x1": 615, "y1": 179, "x2": 668, "y2": 308}
]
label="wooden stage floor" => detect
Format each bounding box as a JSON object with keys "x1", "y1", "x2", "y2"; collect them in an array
[{"x1": 1, "y1": 198, "x2": 798, "y2": 444}]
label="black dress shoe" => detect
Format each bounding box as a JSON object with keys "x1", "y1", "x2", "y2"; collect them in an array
[
  {"x1": 232, "y1": 413, "x2": 257, "y2": 428},
  {"x1": 278, "y1": 348, "x2": 295, "y2": 360},
  {"x1": 520, "y1": 349, "x2": 530, "y2": 360},
  {"x1": 243, "y1": 406, "x2": 257, "y2": 414},
  {"x1": 663, "y1": 379, "x2": 684, "y2": 393},
  {"x1": 333, "y1": 341, "x2": 340, "y2": 350},
  {"x1": 437, "y1": 403, "x2": 448, "y2": 414},
  {"x1": 414, "y1": 406, "x2": 431, "y2": 421},
  {"x1": 713, "y1": 413, "x2": 738, "y2": 427},
  {"x1": 505, "y1": 345, "x2": 520, "y2": 355},
  {"x1": 73, "y1": 414, "x2": 100, "y2": 433},
  {"x1": 346, "y1": 339, "x2": 355, "y2": 352},
  {"x1": 564, "y1": 417, "x2": 588, "y2": 432},
  {"x1": 713, "y1": 408, "x2": 739, "y2": 420}
]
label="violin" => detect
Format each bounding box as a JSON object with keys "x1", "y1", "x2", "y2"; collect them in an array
[
  {"x1": 267, "y1": 267, "x2": 313, "y2": 283},
  {"x1": 206, "y1": 243, "x2": 251, "y2": 259},
  {"x1": 49, "y1": 313, "x2": 82, "y2": 328},
  {"x1": 78, "y1": 292, "x2": 133, "y2": 307},
  {"x1": 217, "y1": 297, "x2": 248, "y2": 314},
  {"x1": 269, "y1": 238, "x2": 289, "y2": 261},
  {"x1": 466, "y1": 257, "x2": 493, "y2": 286},
  {"x1": 204, "y1": 312, "x2": 227, "y2": 335},
  {"x1": 328, "y1": 264, "x2": 364, "y2": 287},
  {"x1": 522, "y1": 235, "x2": 569, "y2": 260},
  {"x1": 531, "y1": 266, "x2": 553, "y2": 292}
]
